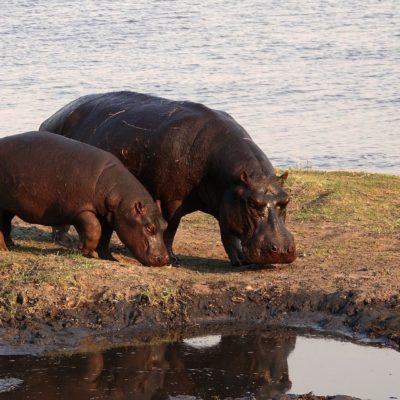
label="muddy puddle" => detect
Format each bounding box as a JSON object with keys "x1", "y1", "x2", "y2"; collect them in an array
[{"x1": 0, "y1": 329, "x2": 399, "y2": 400}]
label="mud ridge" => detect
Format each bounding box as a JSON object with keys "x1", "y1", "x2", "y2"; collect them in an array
[{"x1": 1, "y1": 283, "x2": 399, "y2": 354}]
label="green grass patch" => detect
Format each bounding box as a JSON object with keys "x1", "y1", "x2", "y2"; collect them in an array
[
  {"x1": 286, "y1": 170, "x2": 400, "y2": 233},
  {"x1": 182, "y1": 212, "x2": 216, "y2": 229},
  {"x1": 0, "y1": 249, "x2": 97, "y2": 288}
]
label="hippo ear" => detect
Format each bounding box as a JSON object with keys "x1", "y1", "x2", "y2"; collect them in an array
[
  {"x1": 134, "y1": 201, "x2": 146, "y2": 216},
  {"x1": 279, "y1": 171, "x2": 289, "y2": 186},
  {"x1": 240, "y1": 171, "x2": 251, "y2": 186}
]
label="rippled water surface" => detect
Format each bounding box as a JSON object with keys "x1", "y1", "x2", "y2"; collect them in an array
[
  {"x1": 0, "y1": 1, "x2": 399, "y2": 173},
  {"x1": 0, "y1": 330, "x2": 399, "y2": 399}
]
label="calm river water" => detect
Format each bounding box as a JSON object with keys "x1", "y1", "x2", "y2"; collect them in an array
[
  {"x1": 0, "y1": 330, "x2": 399, "y2": 399},
  {"x1": 1, "y1": 0, "x2": 399, "y2": 173}
]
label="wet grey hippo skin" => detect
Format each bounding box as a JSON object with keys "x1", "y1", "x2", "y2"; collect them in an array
[
  {"x1": 0, "y1": 131, "x2": 169, "y2": 266},
  {"x1": 40, "y1": 91, "x2": 296, "y2": 266}
]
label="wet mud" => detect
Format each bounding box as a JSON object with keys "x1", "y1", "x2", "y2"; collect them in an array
[{"x1": 0, "y1": 269, "x2": 399, "y2": 355}]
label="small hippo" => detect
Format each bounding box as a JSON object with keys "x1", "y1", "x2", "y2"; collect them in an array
[{"x1": 0, "y1": 132, "x2": 169, "y2": 266}]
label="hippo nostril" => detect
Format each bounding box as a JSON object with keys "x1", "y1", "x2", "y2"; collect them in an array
[
  {"x1": 155, "y1": 254, "x2": 170, "y2": 266},
  {"x1": 152, "y1": 255, "x2": 163, "y2": 265},
  {"x1": 271, "y1": 244, "x2": 278, "y2": 252},
  {"x1": 287, "y1": 245, "x2": 294, "y2": 253}
]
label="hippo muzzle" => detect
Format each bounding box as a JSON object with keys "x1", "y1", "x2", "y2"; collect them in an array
[
  {"x1": 138, "y1": 253, "x2": 170, "y2": 267},
  {"x1": 242, "y1": 233, "x2": 296, "y2": 265},
  {"x1": 240, "y1": 207, "x2": 297, "y2": 265}
]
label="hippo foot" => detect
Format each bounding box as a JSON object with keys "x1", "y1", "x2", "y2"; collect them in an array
[
  {"x1": 229, "y1": 251, "x2": 245, "y2": 267},
  {"x1": 53, "y1": 231, "x2": 75, "y2": 248},
  {"x1": 0, "y1": 244, "x2": 9, "y2": 251},
  {"x1": 98, "y1": 250, "x2": 117, "y2": 262},
  {"x1": 230, "y1": 259, "x2": 242, "y2": 267},
  {"x1": 80, "y1": 248, "x2": 99, "y2": 259}
]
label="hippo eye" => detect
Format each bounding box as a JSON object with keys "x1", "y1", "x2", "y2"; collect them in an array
[
  {"x1": 145, "y1": 224, "x2": 156, "y2": 235},
  {"x1": 248, "y1": 198, "x2": 266, "y2": 210}
]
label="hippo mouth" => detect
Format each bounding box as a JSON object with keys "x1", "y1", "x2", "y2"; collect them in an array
[
  {"x1": 242, "y1": 244, "x2": 297, "y2": 265},
  {"x1": 132, "y1": 240, "x2": 170, "y2": 267},
  {"x1": 134, "y1": 251, "x2": 170, "y2": 267}
]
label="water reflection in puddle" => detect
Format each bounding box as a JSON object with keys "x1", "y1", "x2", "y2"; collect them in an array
[{"x1": 0, "y1": 330, "x2": 399, "y2": 399}]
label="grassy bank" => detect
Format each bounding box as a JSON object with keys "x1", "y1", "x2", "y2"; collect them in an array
[
  {"x1": 0, "y1": 170, "x2": 399, "y2": 350},
  {"x1": 287, "y1": 170, "x2": 399, "y2": 233}
]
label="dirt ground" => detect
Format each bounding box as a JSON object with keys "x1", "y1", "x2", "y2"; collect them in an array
[{"x1": 0, "y1": 171, "x2": 399, "y2": 355}]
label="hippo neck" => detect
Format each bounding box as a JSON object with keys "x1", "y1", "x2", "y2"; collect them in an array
[
  {"x1": 94, "y1": 162, "x2": 150, "y2": 216},
  {"x1": 215, "y1": 139, "x2": 275, "y2": 179},
  {"x1": 196, "y1": 132, "x2": 275, "y2": 215}
]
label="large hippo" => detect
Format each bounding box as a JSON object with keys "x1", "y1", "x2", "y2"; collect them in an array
[
  {"x1": 0, "y1": 132, "x2": 169, "y2": 266},
  {"x1": 40, "y1": 91, "x2": 296, "y2": 266}
]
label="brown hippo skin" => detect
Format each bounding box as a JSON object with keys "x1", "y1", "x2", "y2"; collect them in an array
[
  {"x1": 40, "y1": 91, "x2": 296, "y2": 266},
  {"x1": 0, "y1": 132, "x2": 169, "y2": 266}
]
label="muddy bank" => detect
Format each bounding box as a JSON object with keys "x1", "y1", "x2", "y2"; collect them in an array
[
  {"x1": 0, "y1": 171, "x2": 399, "y2": 355},
  {"x1": 1, "y1": 271, "x2": 399, "y2": 354}
]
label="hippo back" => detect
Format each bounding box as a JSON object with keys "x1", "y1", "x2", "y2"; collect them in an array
[
  {"x1": 0, "y1": 132, "x2": 125, "y2": 224},
  {"x1": 40, "y1": 92, "x2": 274, "y2": 205}
]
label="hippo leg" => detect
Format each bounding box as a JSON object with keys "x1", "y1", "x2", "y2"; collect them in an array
[
  {"x1": 96, "y1": 222, "x2": 117, "y2": 261},
  {"x1": 164, "y1": 218, "x2": 181, "y2": 265},
  {"x1": 162, "y1": 200, "x2": 184, "y2": 265},
  {"x1": 73, "y1": 211, "x2": 102, "y2": 258},
  {"x1": 219, "y1": 221, "x2": 244, "y2": 267},
  {"x1": 0, "y1": 210, "x2": 10, "y2": 251},
  {"x1": 2, "y1": 211, "x2": 15, "y2": 248},
  {"x1": 52, "y1": 225, "x2": 75, "y2": 247}
]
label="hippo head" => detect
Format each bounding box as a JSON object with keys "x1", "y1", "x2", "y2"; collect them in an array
[
  {"x1": 220, "y1": 171, "x2": 296, "y2": 265},
  {"x1": 112, "y1": 198, "x2": 170, "y2": 266}
]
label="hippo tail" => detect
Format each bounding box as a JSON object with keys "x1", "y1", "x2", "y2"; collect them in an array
[{"x1": 39, "y1": 93, "x2": 100, "y2": 134}]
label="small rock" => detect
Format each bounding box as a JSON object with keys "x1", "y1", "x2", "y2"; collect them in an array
[
  {"x1": 231, "y1": 296, "x2": 245, "y2": 303},
  {"x1": 16, "y1": 292, "x2": 23, "y2": 305}
]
